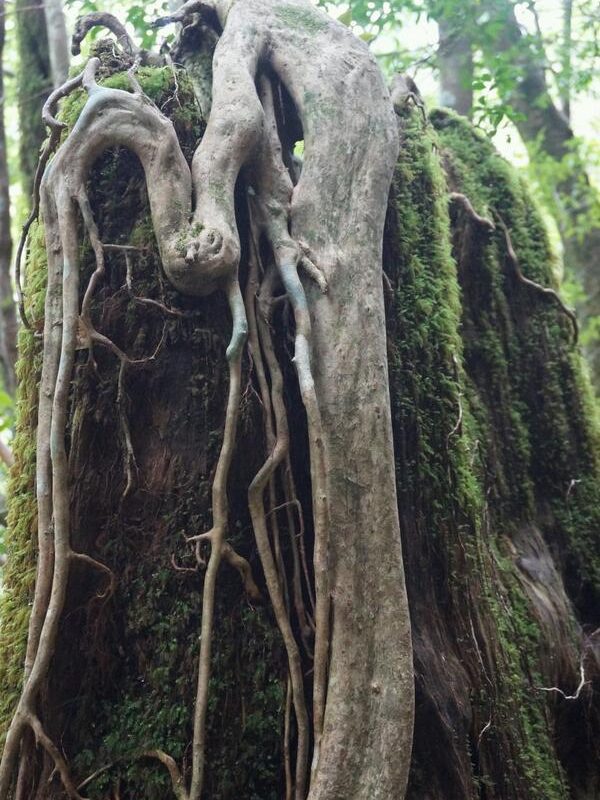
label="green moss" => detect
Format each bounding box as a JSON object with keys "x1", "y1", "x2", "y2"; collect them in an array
[
  {"x1": 431, "y1": 108, "x2": 600, "y2": 598},
  {"x1": 59, "y1": 65, "x2": 204, "y2": 148},
  {"x1": 274, "y1": 4, "x2": 328, "y2": 34},
  {"x1": 389, "y1": 105, "x2": 595, "y2": 798},
  {"x1": 0, "y1": 222, "x2": 47, "y2": 744}
]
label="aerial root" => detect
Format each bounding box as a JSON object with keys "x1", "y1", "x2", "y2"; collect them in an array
[
  {"x1": 297, "y1": 241, "x2": 328, "y2": 294},
  {"x1": 274, "y1": 251, "x2": 330, "y2": 770},
  {"x1": 449, "y1": 192, "x2": 496, "y2": 233},
  {"x1": 491, "y1": 207, "x2": 578, "y2": 342},
  {"x1": 174, "y1": 531, "x2": 261, "y2": 602},
  {"x1": 221, "y1": 543, "x2": 261, "y2": 602},
  {"x1": 5, "y1": 15, "x2": 336, "y2": 796},
  {"x1": 248, "y1": 72, "x2": 330, "y2": 750},
  {"x1": 284, "y1": 676, "x2": 293, "y2": 800},
  {"x1": 28, "y1": 715, "x2": 88, "y2": 800},
  {"x1": 71, "y1": 12, "x2": 139, "y2": 59},
  {"x1": 117, "y1": 362, "x2": 137, "y2": 499},
  {"x1": 70, "y1": 551, "x2": 116, "y2": 599},
  {"x1": 15, "y1": 59, "x2": 100, "y2": 328},
  {"x1": 187, "y1": 279, "x2": 247, "y2": 800},
  {"x1": 245, "y1": 69, "x2": 331, "y2": 783},
  {"x1": 142, "y1": 751, "x2": 188, "y2": 800},
  {"x1": 245, "y1": 219, "x2": 312, "y2": 798}
]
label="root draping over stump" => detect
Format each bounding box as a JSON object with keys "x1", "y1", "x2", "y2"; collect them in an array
[{"x1": 0, "y1": 2, "x2": 414, "y2": 799}]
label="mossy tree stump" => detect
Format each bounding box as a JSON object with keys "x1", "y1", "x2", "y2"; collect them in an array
[{"x1": 0, "y1": 7, "x2": 599, "y2": 800}]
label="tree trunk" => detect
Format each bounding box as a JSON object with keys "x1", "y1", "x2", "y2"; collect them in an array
[
  {"x1": 479, "y1": 0, "x2": 600, "y2": 392},
  {"x1": 15, "y1": 0, "x2": 52, "y2": 195},
  {"x1": 0, "y1": 0, "x2": 17, "y2": 394},
  {"x1": 0, "y1": 8, "x2": 599, "y2": 800},
  {"x1": 42, "y1": 0, "x2": 70, "y2": 88},
  {"x1": 437, "y1": 17, "x2": 473, "y2": 115}
]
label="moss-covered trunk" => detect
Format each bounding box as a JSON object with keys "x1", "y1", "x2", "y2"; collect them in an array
[
  {"x1": 0, "y1": 62, "x2": 598, "y2": 798},
  {"x1": 387, "y1": 105, "x2": 599, "y2": 800}
]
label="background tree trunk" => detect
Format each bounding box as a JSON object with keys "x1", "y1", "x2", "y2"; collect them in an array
[
  {"x1": 42, "y1": 0, "x2": 70, "y2": 88},
  {"x1": 437, "y1": 17, "x2": 473, "y2": 116},
  {"x1": 0, "y1": 0, "x2": 17, "y2": 394},
  {"x1": 15, "y1": 0, "x2": 52, "y2": 196},
  {"x1": 0, "y1": 46, "x2": 598, "y2": 800},
  {"x1": 478, "y1": 0, "x2": 600, "y2": 393}
]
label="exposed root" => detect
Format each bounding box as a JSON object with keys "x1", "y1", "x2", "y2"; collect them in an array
[
  {"x1": 537, "y1": 662, "x2": 589, "y2": 701},
  {"x1": 143, "y1": 750, "x2": 188, "y2": 800},
  {"x1": 275, "y1": 251, "x2": 330, "y2": 773},
  {"x1": 248, "y1": 241, "x2": 314, "y2": 651},
  {"x1": 4, "y1": 3, "x2": 405, "y2": 796},
  {"x1": 536, "y1": 629, "x2": 598, "y2": 701},
  {"x1": 71, "y1": 12, "x2": 139, "y2": 59},
  {"x1": 188, "y1": 279, "x2": 247, "y2": 800},
  {"x1": 29, "y1": 714, "x2": 88, "y2": 800},
  {"x1": 221, "y1": 542, "x2": 261, "y2": 602},
  {"x1": 246, "y1": 71, "x2": 331, "y2": 774},
  {"x1": 284, "y1": 676, "x2": 293, "y2": 800},
  {"x1": 117, "y1": 362, "x2": 137, "y2": 499},
  {"x1": 245, "y1": 232, "x2": 309, "y2": 799},
  {"x1": 70, "y1": 551, "x2": 116, "y2": 599},
  {"x1": 492, "y1": 207, "x2": 578, "y2": 342},
  {"x1": 449, "y1": 192, "x2": 496, "y2": 232},
  {"x1": 15, "y1": 63, "x2": 93, "y2": 328}
]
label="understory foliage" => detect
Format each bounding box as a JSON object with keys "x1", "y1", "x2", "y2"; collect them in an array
[{"x1": 0, "y1": 57, "x2": 598, "y2": 800}]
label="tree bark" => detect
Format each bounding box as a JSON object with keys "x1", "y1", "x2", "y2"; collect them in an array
[
  {"x1": 15, "y1": 0, "x2": 52, "y2": 196},
  {"x1": 0, "y1": 0, "x2": 17, "y2": 394},
  {"x1": 479, "y1": 0, "x2": 600, "y2": 392},
  {"x1": 437, "y1": 17, "x2": 473, "y2": 115},
  {"x1": 43, "y1": 0, "x2": 70, "y2": 87}
]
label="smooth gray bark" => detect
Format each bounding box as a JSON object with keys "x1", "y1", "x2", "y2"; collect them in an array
[
  {"x1": 43, "y1": 0, "x2": 70, "y2": 87},
  {"x1": 437, "y1": 18, "x2": 473, "y2": 115}
]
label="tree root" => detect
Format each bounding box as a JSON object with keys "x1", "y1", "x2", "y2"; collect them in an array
[
  {"x1": 15, "y1": 64, "x2": 93, "y2": 328},
  {"x1": 4, "y1": 2, "x2": 408, "y2": 796},
  {"x1": 491, "y1": 207, "x2": 578, "y2": 342},
  {"x1": 71, "y1": 12, "x2": 139, "y2": 59},
  {"x1": 449, "y1": 192, "x2": 496, "y2": 233},
  {"x1": 244, "y1": 234, "x2": 309, "y2": 798},
  {"x1": 245, "y1": 71, "x2": 331, "y2": 776}
]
